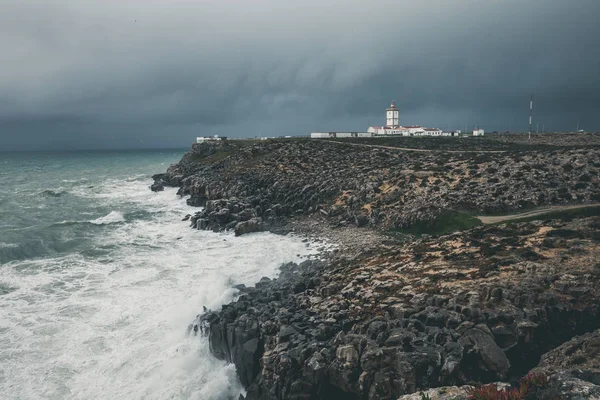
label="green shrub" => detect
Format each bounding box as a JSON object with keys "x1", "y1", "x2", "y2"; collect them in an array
[{"x1": 400, "y1": 211, "x2": 482, "y2": 236}]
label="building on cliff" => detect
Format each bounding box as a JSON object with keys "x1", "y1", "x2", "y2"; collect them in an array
[
  {"x1": 197, "y1": 135, "x2": 227, "y2": 143},
  {"x1": 310, "y1": 132, "x2": 373, "y2": 138},
  {"x1": 367, "y1": 102, "x2": 447, "y2": 136},
  {"x1": 365, "y1": 102, "x2": 478, "y2": 137},
  {"x1": 311, "y1": 102, "x2": 480, "y2": 139}
]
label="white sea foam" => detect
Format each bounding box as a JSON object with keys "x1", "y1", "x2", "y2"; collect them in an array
[
  {"x1": 0, "y1": 180, "x2": 320, "y2": 400},
  {"x1": 89, "y1": 211, "x2": 126, "y2": 225}
]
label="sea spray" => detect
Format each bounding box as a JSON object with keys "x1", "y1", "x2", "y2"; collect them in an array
[
  {"x1": 89, "y1": 210, "x2": 126, "y2": 225},
  {"x1": 0, "y1": 151, "x2": 319, "y2": 400}
]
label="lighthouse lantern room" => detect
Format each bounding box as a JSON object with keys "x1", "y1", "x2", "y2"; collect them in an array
[{"x1": 386, "y1": 101, "x2": 399, "y2": 128}]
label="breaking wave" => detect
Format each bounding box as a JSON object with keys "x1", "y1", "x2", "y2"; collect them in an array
[
  {"x1": 89, "y1": 211, "x2": 126, "y2": 225},
  {"x1": 0, "y1": 150, "x2": 321, "y2": 400}
]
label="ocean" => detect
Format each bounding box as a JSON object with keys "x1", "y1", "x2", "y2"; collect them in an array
[{"x1": 0, "y1": 150, "x2": 318, "y2": 400}]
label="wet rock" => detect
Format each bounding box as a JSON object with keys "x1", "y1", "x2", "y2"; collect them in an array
[
  {"x1": 234, "y1": 218, "x2": 264, "y2": 236},
  {"x1": 150, "y1": 182, "x2": 164, "y2": 192}
]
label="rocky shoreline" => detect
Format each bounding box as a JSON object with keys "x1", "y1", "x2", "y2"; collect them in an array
[{"x1": 154, "y1": 135, "x2": 600, "y2": 399}]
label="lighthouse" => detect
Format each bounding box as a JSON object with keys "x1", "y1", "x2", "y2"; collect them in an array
[{"x1": 386, "y1": 101, "x2": 399, "y2": 128}]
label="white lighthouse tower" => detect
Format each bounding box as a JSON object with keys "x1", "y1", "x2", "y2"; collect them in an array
[{"x1": 386, "y1": 101, "x2": 399, "y2": 128}]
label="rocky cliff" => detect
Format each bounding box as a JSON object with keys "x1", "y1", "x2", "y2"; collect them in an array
[
  {"x1": 155, "y1": 136, "x2": 600, "y2": 399},
  {"x1": 155, "y1": 137, "x2": 599, "y2": 235}
]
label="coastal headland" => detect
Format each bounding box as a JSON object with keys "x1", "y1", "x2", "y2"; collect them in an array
[{"x1": 154, "y1": 133, "x2": 600, "y2": 399}]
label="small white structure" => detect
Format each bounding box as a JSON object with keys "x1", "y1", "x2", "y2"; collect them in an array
[
  {"x1": 311, "y1": 132, "x2": 372, "y2": 139},
  {"x1": 197, "y1": 135, "x2": 226, "y2": 143},
  {"x1": 386, "y1": 127, "x2": 409, "y2": 136},
  {"x1": 404, "y1": 126, "x2": 425, "y2": 135},
  {"x1": 422, "y1": 128, "x2": 442, "y2": 136},
  {"x1": 367, "y1": 126, "x2": 383, "y2": 135},
  {"x1": 473, "y1": 129, "x2": 485, "y2": 136},
  {"x1": 311, "y1": 132, "x2": 334, "y2": 138}
]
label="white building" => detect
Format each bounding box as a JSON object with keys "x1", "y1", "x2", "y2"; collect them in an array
[
  {"x1": 311, "y1": 132, "x2": 372, "y2": 139},
  {"x1": 311, "y1": 132, "x2": 334, "y2": 138},
  {"x1": 386, "y1": 101, "x2": 400, "y2": 128},
  {"x1": 369, "y1": 126, "x2": 408, "y2": 135},
  {"x1": 403, "y1": 126, "x2": 425, "y2": 135},
  {"x1": 312, "y1": 101, "x2": 477, "y2": 139},
  {"x1": 367, "y1": 126, "x2": 384, "y2": 135},
  {"x1": 421, "y1": 128, "x2": 442, "y2": 136},
  {"x1": 197, "y1": 135, "x2": 226, "y2": 143}
]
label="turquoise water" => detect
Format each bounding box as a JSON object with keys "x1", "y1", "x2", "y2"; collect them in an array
[{"x1": 0, "y1": 150, "x2": 318, "y2": 400}]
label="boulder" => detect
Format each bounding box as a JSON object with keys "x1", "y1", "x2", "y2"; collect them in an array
[
  {"x1": 150, "y1": 182, "x2": 164, "y2": 192},
  {"x1": 459, "y1": 327, "x2": 510, "y2": 380},
  {"x1": 234, "y1": 218, "x2": 264, "y2": 236}
]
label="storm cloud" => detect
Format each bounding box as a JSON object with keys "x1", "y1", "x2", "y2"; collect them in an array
[{"x1": 1, "y1": 0, "x2": 599, "y2": 150}]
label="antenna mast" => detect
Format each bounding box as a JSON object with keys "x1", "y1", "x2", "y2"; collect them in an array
[{"x1": 529, "y1": 92, "x2": 533, "y2": 140}]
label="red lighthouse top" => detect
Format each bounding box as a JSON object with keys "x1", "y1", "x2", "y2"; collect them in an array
[{"x1": 390, "y1": 100, "x2": 397, "y2": 108}]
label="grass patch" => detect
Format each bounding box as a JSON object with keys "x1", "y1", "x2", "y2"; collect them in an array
[
  {"x1": 191, "y1": 150, "x2": 233, "y2": 164},
  {"x1": 394, "y1": 211, "x2": 482, "y2": 236}
]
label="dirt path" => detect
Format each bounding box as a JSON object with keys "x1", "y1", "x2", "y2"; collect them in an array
[
  {"x1": 476, "y1": 203, "x2": 600, "y2": 224},
  {"x1": 321, "y1": 139, "x2": 507, "y2": 153}
]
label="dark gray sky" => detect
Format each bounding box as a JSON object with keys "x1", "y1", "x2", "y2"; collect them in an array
[{"x1": 1, "y1": 0, "x2": 599, "y2": 150}]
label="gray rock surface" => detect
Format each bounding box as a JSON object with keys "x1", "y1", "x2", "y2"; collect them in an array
[{"x1": 159, "y1": 137, "x2": 600, "y2": 399}]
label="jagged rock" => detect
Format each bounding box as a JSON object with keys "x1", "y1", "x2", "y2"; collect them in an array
[
  {"x1": 532, "y1": 328, "x2": 600, "y2": 395},
  {"x1": 187, "y1": 195, "x2": 207, "y2": 207},
  {"x1": 396, "y1": 385, "x2": 473, "y2": 400},
  {"x1": 235, "y1": 218, "x2": 264, "y2": 236},
  {"x1": 459, "y1": 327, "x2": 510, "y2": 380},
  {"x1": 278, "y1": 325, "x2": 298, "y2": 342},
  {"x1": 336, "y1": 344, "x2": 359, "y2": 368},
  {"x1": 150, "y1": 182, "x2": 164, "y2": 192}
]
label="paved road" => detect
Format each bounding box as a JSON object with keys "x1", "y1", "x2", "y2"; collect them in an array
[
  {"x1": 321, "y1": 139, "x2": 507, "y2": 154},
  {"x1": 476, "y1": 203, "x2": 600, "y2": 224}
]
